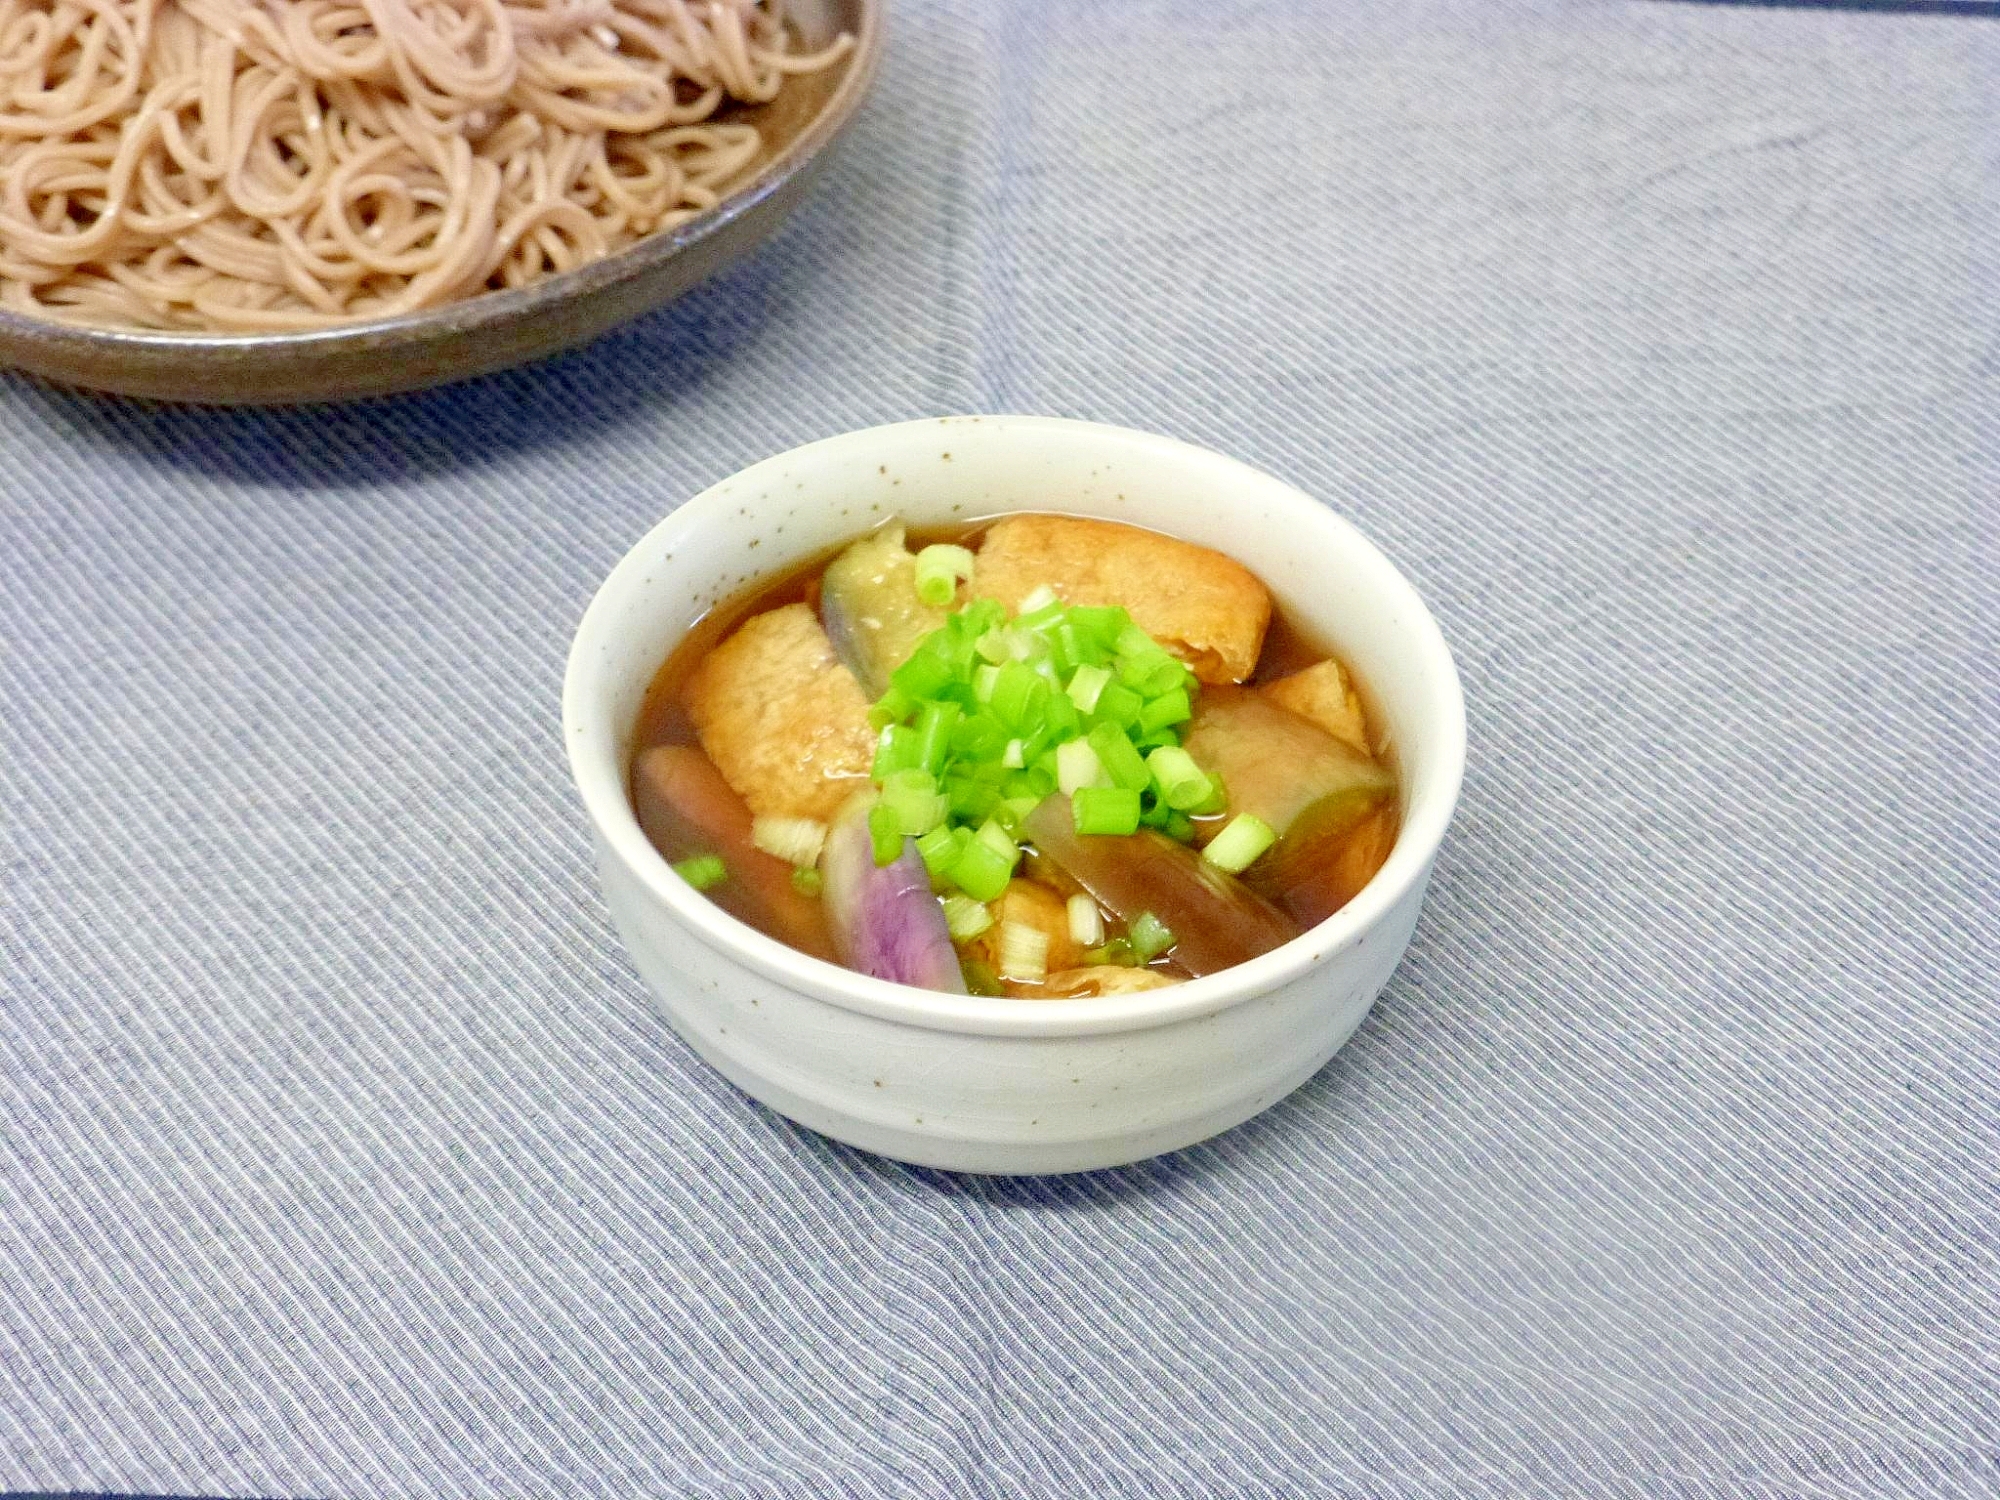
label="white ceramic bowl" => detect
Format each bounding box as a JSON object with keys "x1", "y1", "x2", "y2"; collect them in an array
[{"x1": 564, "y1": 416, "x2": 1465, "y2": 1174}]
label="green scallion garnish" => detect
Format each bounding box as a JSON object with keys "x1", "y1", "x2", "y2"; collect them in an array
[
  {"x1": 913, "y1": 698, "x2": 960, "y2": 773},
  {"x1": 962, "y1": 958, "x2": 1005, "y2": 996},
  {"x1": 1129, "y1": 911, "x2": 1175, "y2": 962},
  {"x1": 1145, "y1": 745, "x2": 1214, "y2": 811},
  {"x1": 1065, "y1": 662, "x2": 1112, "y2": 713},
  {"x1": 1067, "y1": 893, "x2": 1104, "y2": 947},
  {"x1": 948, "y1": 835, "x2": 1014, "y2": 901},
  {"x1": 1087, "y1": 723, "x2": 1151, "y2": 792},
  {"x1": 880, "y1": 767, "x2": 949, "y2": 839},
  {"x1": 673, "y1": 854, "x2": 728, "y2": 891},
  {"x1": 915, "y1": 822, "x2": 962, "y2": 879},
  {"x1": 1202, "y1": 813, "x2": 1277, "y2": 874},
  {"x1": 866, "y1": 801, "x2": 904, "y2": 866},
  {"x1": 1055, "y1": 737, "x2": 1108, "y2": 796},
  {"x1": 942, "y1": 893, "x2": 995, "y2": 941},
  {"x1": 862, "y1": 586, "x2": 1224, "y2": 899},
  {"x1": 1138, "y1": 688, "x2": 1193, "y2": 734},
  {"x1": 1083, "y1": 937, "x2": 1137, "y2": 967},
  {"x1": 913, "y1": 543, "x2": 976, "y2": 607},
  {"x1": 1072, "y1": 785, "x2": 1142, "y2": 836}
]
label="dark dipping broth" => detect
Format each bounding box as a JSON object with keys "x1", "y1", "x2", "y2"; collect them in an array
[{"x1": 630, "y1": 514, "x2": 1400, "y2": 998}]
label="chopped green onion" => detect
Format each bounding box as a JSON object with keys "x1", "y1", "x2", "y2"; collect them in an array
[
  {"x1": 1004, "y1": 626, "x2": 1042, "y2": 661},
  {"x1": 1116, "y1": 644, "x2": 1185, "y2": 689},
  {"x1": 890, "y1": 646, "x2": 954, "y2": 701},
  {"x1": 1056, "y1": 737, "x2": 1110, "y2": 795},
  {"x1": 914, "y1": 543, "x2": 975, "y2": 606},
  {"x1": 863, "y1": 591, "x2": 1228, "y2": 887},
  {"x1": 750, "y1": 816, "x2": 827, "y2": 868},
  {"x1": 1146, "y1": 745, "x2": 1213, "y2": 812},
  {"x1": 1129, "y1": 911, "x2": 1175, "y2": 962},
  {"x1": 942, "y1": 893, "x2": 995, "y2": 941},
  {"x1": 960, "y1": 597, "x2": 1006, "y2": 635},
  {"x1": 1016, "y1": 603, "x2": 1064, "y2": 636},
  {"x1": 1202, "y1": 813, "x2": 1277, "y2": 874},
  {"x1": 1094, "y1": 681, "x2": 1143, "y2": 728},
  {"x1": 1067, "y1": 893, "x2": 1104, "y2": 947},
  {"x1": 974, "y1": 818, "x2": 1021, "y2": 870},
  {"x1": 996, "y1": 920, "x2": 1050, "y2": 983},
  {"x1": 999, "y1": 794, "x2": 1042, "y2": 829},
  {"x1": 1115, "y1": 653, "x2": 1160, "y2": 690},
  {"x1": 1138, "y1": 688, "x2": 1192, "y2": 734},
  {"x1": 1087, "y1": 723, "x2": 1152, "y2": 792},
  {"x1": 1083, "y1": 938, "x2": 1136, "y2": 967},
  {"x1": 872, "y1": 724, "x2": 919, "y2": 780},
  {"x1": 1188, "y1": 775, "x2": 1229, "y2": 817},
  {"x1": 1066, "y1": 662, "x2": 1111, "y2": 713},
  {"x1": 672, "y1": 854, "x2": 727, "y2": 891},
  {"x1": 1005, "y1": 767, "x2": 1054, "y2": 802},
  {"x1": 790, "y1": 866, "x2": 823, "y2": 897},
  {"x1": 961, "y1": 958, "x2": 1004, "y2": 996},
  {"x1": 1016, "y1": 583, "x2": 1060, "y2": 616},
  {"x1": 914, "y1": 699, "x2": 961, "y2": 773},
  {"x1": 1072, "y1": 785, "x2": 1142, "y2": 836},
  {"x1": 1114, "y1": 623, "x2": 1161, "y2": 658},
  {"x1": 867, "y1": 802, "x2": 903, "y2": 866},
  {"x1": 915, "y1": 823, "x2": 961, "y2": 877},
  {"x1": 1068, "y1": 605, "x2": 1129, "y2": 645},
  {"x1": 950, "y1": 712, "x2": 1006, "y2": 761},
  {"x1": 1137, "y1": 658, "x2": 1190, "y2": 697},
  {"x1": 1044, "y1": 693, "x2": 1081, "y2": 740},
  {"x1": 945, "y1": 775, "x2": 1000, "y2": 823},
  {"x1": 881, "y1": 768, "x2": 948, "y2": 836},
  {"x1": 990, "y1": 660, "x2": 1042, "y2": 730},
  {"x1": 948, "y1": 836, "x2": 1013, "y2": 901},
  {"x1": 868, "y1": 686, "x2": 914, "y2": 730}
]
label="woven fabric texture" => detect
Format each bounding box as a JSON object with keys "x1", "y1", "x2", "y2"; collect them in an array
[{"x1": 3, "y1": 2, "x2": 1995, "y2": 1496}]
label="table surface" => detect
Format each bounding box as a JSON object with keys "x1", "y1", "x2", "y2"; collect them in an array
[{"x1": 4, "y1": 3, "x2": 1994, "y2": 1497}]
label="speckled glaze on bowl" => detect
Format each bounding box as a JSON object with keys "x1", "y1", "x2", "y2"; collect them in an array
[
  {"x1": 564, "y1": 416, "x2": 1467, "y2": 1174},
  {"x1": 0, "y1": 0, "x2": 878, "y2": 406}
]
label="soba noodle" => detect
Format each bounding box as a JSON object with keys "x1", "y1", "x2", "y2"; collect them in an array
[{"x1": 0, "y1": 0, "x2": 850, "y2": 331}]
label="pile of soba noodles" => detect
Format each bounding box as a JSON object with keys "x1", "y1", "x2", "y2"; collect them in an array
[{"x1": 0, "y1": 0, "x2": 849, "y2": 331}]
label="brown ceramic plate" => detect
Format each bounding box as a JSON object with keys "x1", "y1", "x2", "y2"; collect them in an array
[{"x1": 0, "y1": 0, "x2": 879, "y2": 405}]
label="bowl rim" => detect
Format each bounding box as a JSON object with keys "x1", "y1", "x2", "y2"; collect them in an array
[
  {"x1": 564, "y1": 415, "x2": 1467, "y2": 1040},
  {"x1": 0, "y1": 0, "x2": 881, "y2": 357}
]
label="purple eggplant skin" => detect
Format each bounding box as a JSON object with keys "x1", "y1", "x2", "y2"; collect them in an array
[
  {"x1": 819, "y1": 797, "x2": 968, "y2": 993},
  {"x1": 1022, "y1": 796, "x2": 1299, "y2": 977},
  {"x1": 818, "y1": 525, "x2": 949, "y2": 699}
]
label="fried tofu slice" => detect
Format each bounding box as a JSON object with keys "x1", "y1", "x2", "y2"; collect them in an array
[
  {"x1": 963, "y1": 880, "x2": 1083, "y2": 981},
  {"x1": 685, "y1": 603, "x2": 877, "y2": 823},
  {"x1": 972, "y1": 516, "x2": 1271, "y2": 684},
  {"x1": 1040, "y1": 966, "x2": 1183, "y2": 998},
  {"x1": 1264, "y1": 659, "x2": 1371, "y2": 756}
]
